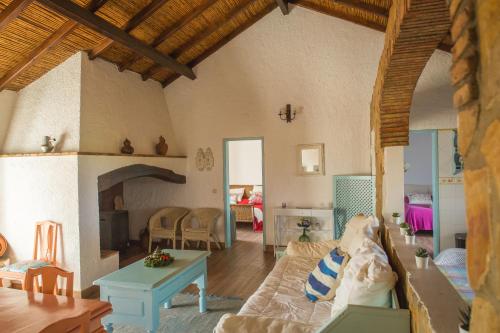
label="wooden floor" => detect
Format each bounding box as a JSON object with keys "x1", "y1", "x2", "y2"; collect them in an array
[
  {"x1": 118, "y1": 237, "x2": 275, "y2": 300},
  {"x1": 236, "y1": 222, "x2": 263, "y2": 243}
]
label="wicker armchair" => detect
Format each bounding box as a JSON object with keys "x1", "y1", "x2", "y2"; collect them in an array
[
  {"x1": 148, "y1": 207, "x2": 190, "y2": 252},
  {"x1": 181, "y1": 208, "x2": 222, "y2": 252}
]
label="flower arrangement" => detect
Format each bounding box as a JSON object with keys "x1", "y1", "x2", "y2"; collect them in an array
[
  {"x1": 144, "y1": 247, "x2": 174, "y2": 267},
  {"x1": 297, "y1": 217, "x2": 312, "y2": 242}
]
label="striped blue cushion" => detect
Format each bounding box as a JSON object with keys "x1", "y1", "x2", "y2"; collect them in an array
[{"x1": 305, "y1": 248, "x2": 345, "y2": 302}]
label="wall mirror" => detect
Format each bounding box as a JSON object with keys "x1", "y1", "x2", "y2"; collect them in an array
[{"x1": 297, "y1": 143, "x2": 325, "y2": 176}]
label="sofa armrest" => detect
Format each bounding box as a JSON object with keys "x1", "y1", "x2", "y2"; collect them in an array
[
  {"x1": 285, "y1": 240, "x2": 339, "y2": 259},
  {"x1": 214, "y1": 314, "x2": 316, "y2": 333}
]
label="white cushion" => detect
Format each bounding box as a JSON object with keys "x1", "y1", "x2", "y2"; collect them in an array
[
  {"x1": 339, "y1": 215, "x2": 379, "y2": 257},
  {"x1": 408, "y1": 193, "x2": 432, "y2": 206},
  {"x1": 331, "y1": 238, "x2": 397, "y2": 319}
]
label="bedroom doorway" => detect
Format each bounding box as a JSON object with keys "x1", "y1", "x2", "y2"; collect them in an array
[
  {"x1": 223, "y1": 138, "x2": 265, "y2": 249},
  {"x1": 404, "y1": 130, "x2": 440, "y2": 256}
]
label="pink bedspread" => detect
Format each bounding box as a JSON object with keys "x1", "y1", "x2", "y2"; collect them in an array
[
  {"x1": 405, "y1": 198, "x2": 433, "y2": 232},
  {"x1": 238, "y1": 199, "x2": 263, "y2": 232}
]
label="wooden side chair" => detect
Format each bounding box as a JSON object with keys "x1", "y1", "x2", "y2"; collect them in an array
[
  {"x1": 0, "y1": 221, "x2": 60, "y2": 288},
  {"x1": 181, "y1": 208, "x2": 222, "y2": 252},
  {"x1": 148, "y1": 207, "x2": 190, "y2": 252},
  {"x1": 24, "y1": 266, "x2": 74, "y2": 297},
  {"x1": 40, "y1": 311, "x2": 90, "y2": 333}
]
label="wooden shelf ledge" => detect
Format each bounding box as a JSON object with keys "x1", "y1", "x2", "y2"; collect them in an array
[{"x1": 0, "y1": 152, "x2": 187, "y2": 158}]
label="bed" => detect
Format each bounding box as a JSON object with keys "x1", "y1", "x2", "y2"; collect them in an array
[
  {"x1": 435, "y1": 248, "x2": 474, "y2": 304},
  {"x1": 404, "y1": 195, "x2": 433, "y2": 232},
  {"x1": 230, "y1": 185, "x2": 263, "y2": 232}
]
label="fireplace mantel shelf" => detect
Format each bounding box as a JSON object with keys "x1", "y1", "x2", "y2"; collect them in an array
[{"x1": 0, "y1": 152, "x2": 187, "y2": 158}]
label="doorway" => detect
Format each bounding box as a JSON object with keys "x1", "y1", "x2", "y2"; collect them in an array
[{"x1": 223, "y1": 138, "x2": 265, "y2": 249}]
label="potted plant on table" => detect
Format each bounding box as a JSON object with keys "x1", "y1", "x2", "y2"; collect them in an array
[
  {"x1": 399, "y1": 222, "x2": 409, "y2": 235},
  {"x1": 405, "y1": 228, "x2": 415, "y2": 245},
  {"x1": 392, "y1": 212, "x2": 401, "y2": 224},
  {"x1": 144, "y1": 247, "x2": 175, "y2": 267},
  {"x1": 297, "y1": 217, "x2": 312, "y2": 242},
  {"x1": 415, "y1": 247, "x2": 429, "y2": 269},
  {"x1": 459, "y1": 306, "x2": 471, "y2": 333}
]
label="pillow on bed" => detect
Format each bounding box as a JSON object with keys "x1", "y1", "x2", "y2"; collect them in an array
[
  {"x1": 249, "y1": 192, "x2": 263, "y2": 204},
  {"x1": 408, "y1": 193, "x2": 432, "y2": 206},
  {"x1": 305, "y1": 248, "x2": 349, "y2": 302},
  {"x1": 331, "y1": 238, "x2": 396, "y2": 319},
  {"x1": 230, "y1": 188, "x2": 245, "y2": 202},
  {"x1": 339, "y1": 215, "x2": 379, "y2": 257}
]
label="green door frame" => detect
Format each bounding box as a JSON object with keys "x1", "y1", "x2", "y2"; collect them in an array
[
  {"x1": 223, "y1": 137, "x2": 266, "y2": 250},
  {"x1": 407, "y1": 129, "x2": 440, "y2": 255}
]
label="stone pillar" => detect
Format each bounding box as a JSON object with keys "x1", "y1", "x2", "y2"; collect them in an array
[{"x1": 449, "y1": 0, "x2": 500, "y2": 331}]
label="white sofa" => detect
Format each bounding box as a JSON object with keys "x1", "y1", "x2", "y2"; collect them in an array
[{"x1": 214, "y1": 218, "x2": 410, "y2": 333}]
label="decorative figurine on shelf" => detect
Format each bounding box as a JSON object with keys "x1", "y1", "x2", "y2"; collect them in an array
[
  {"x1": 144, "y1": 246, "x2": 174, "y2": 267},
  {"x1": 41, "y1": 136, "x2": 56, "y2": 153},
  {"x1": 297, "y1": 217, "x2": 312, "y2": 242},
  {"x1": 121, "y1": 138, "x2": 134, "y2": 154},
  {"x1": 156, "y1": 136, "x2": 168, "y2": 156}
]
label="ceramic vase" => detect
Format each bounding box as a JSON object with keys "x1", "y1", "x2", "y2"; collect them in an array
[
  {"x1": 415, "y1": 256, "x2": 429, "y2": 269},
  {"x1": 299, "y1": 229, "x2": 310, "y2": 242},
  {"x1": 393, "y1": 216, "x2": 401, "y2": 224},
  {"x1": 405, "y1": 235, "x2": 416, "y2": 245},
  {"x1": 400, "y1": 227, "x2": 408, "y2": 235}
]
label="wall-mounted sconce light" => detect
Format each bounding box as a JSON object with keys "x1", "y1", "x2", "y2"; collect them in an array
[{"x1": 279, "y1": 104, "x2": 296, "y2": 123}]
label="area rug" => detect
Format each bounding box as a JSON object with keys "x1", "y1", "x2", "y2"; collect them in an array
[{"x1": 113, "y1": 293, "x2": 243, "y2": 333}]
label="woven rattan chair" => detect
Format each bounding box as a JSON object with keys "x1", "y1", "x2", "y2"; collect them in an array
[
  {"x1": 148, "y1": 207, "x2": 190, "y2": 252},
  {"x1": 181, "y1": 208, "x2": 222, "y2": 252}
]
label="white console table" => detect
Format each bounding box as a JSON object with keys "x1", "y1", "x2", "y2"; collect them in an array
[{"x1": 273, "y1": 207, "x2": 334, "y2": 257}]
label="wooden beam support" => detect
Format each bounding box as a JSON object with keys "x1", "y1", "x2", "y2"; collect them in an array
[
  {"x1": 0, "y1": 0, "x2": 108, "y2": 91},
  {"x1": 118, "y1": 0, "x2": 218, "y2": 72},
  {"x1": 142, "y1": 0, "x2": 255, "y2": 81},
  {"x1": 0, "y1": 20, "x2": 77, "y2": 90},
  {"x1": 38, "y1": 0, "x2": 195, "y2": 79},
  {"x1": 88, "y1": 0, "x2": 170, "y2": 60},
  {"x1": 0, "y1": 0, "x2": 35, "y2": 31},
  {"x1": 275, "y1": 0, "x2": 289, "y2": 15},
  {"x1": 162, "y1": 1, "x2": 277, "y2": 87},
  {"x1": 335, "y1": 0, "x2": 388, "y2": 18}
]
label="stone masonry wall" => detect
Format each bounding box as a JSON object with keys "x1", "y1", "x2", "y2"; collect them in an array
[{"x1": 449, "y1": 0, "x2": 500, "y2": 331}]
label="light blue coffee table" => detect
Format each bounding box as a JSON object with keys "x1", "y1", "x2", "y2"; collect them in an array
[{"x1": 94, "y1": 249, "x2": 209, "y2": 333}]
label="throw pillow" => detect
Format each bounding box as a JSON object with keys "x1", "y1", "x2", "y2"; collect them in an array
[
  {"x1": 331, "y1": 238, "x2": 397, "y2": 319},
  {"x1": 339, "y1": 215, "x2": 380, "y2": 257},
  {"x1": 305, "y1": 248, "x2": 349, "y2": 302}
]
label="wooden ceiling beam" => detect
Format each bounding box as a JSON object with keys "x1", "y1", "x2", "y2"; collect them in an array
[
  {"x1": 0, "y1": 20, "x2": 77, "y2": 91},
  {"x1": 38, "y1": 0, "x2": 195, "y2": 79},
  {"x1": 334, "y1": 0, "x2": 388, "y2": 18},
  {"x1": 275, "y1": 0, "x2": 289, "y2": 15},
  {"x1": 118, "y1": 0, "x2": 218, "y2": 73},
  {"x1": 0, "y1": 0, "x2": 36, "y2": 31},
  {"x1": 0, "y1": 0, "x2": 109, "y2": 91},
  {"x1": 142, "y1": 0, "x2": 255, "y2": 81},
  {"x1": 162, "y1": 1, "x2": 277, "y2": 87},
  {"x1": 88, "y1": 0, "x2": 171, "y2": 60}
]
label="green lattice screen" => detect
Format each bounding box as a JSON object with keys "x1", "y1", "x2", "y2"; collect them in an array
[{"x1": 333, "y1": 175, "x2": 376, "y2": 239}]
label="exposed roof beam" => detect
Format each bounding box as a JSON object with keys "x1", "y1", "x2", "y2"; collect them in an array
[
  {"x1": 275, "y1": 0, "x2": 289, "y2": 15},
  {"x1": 38, "y1": 0, "x2": 195, "y2": 79},
  {"x1": 0, "y1": 20, "x2": 77, "y2": 90},
  {"x1": 0, "y1": 0, "x2": 36, "y2": 31},
  {"x1": 89, "y1": 0, "x2": 170, "y2": 60},
  {"x1": 162, "y1": 1, "x2": 277, "y2": 87},
  {"x1": 142, "y1": 0, "x2": 255, "y2": 81},
  {"x1": 0, "y1": 0, "x2": 109, "y2": 91},
  {"x1": 118, "y1": 0, "x2": 218, "y2": 73}
]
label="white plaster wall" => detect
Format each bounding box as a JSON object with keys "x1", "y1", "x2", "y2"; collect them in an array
[
  {"x1": 78, "y1": 155, "x2": 187, "y2": 289},
  {"x1": 438, "y1": 130, "x2": 465, "y2": 250},
  {"x1": 2, "y1": 53, "x2": 82, "y2": 153},
  {"x1": 411, "y1": 51, "x2": 457, "y2": 130},
  {"x1": 0, "y1": 90, "x2": 18, "y2": 149},
  {"x1": 0, "y1": 156, "x2": 81, "y2": 288},
  {"x1": 164, "y1": 7, "x2": 388, "y2": 244},
  {"x1": 80, "y1": 57, "x2": 179, "y2": 155},
  {"x1": 228, "y1": 140, "x2": 262, "y2": 185},
  {"x1": 383, "y1": 147, "x2": 405, "y2": 222},
  {"x1": 404, "y1": 131, "x2": 433, "y2": 187}
]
